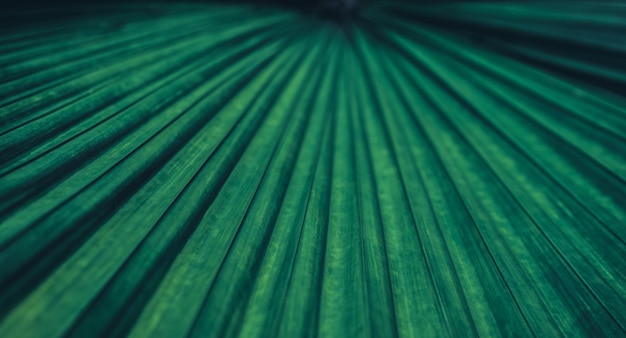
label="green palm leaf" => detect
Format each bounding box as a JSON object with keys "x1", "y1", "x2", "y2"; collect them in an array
[{"x1": 0, "y1": 1, "x2": 625, "y2": 336}]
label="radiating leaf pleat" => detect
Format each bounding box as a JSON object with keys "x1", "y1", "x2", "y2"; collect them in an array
[{"x1": 1, "y1": 1, "x2": 625, "y2": 337}]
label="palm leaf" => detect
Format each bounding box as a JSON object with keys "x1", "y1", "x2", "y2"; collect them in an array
[{"x1": 0, "y1": 1, "x2": 625, "y2": 337}]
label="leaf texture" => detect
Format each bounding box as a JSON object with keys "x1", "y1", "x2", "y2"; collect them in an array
[{"x1": 0, "y1": 1, "x2": 625, "y2": 337}]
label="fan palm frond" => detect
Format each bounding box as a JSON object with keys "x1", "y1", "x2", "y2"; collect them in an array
[{"x1": 0, "y1": 1, "x2": 625, "y2": 337}]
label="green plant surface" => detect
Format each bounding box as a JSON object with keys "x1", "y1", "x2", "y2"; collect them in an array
[{"x1": 0, "y1": 2, "x2": 625, "y2": 337}]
